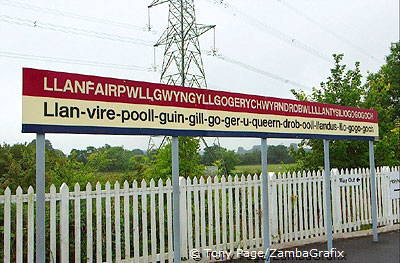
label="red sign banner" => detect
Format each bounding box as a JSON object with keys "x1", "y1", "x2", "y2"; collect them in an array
[{"x1": 22, "y1": 68, "x2": 379, "y2": 140}]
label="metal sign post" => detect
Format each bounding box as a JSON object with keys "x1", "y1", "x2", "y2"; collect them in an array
[
  {"x1": 36, "y1": 133, "x2": 46, "y2": 263},
  {"x1": 323, "y1": 139, "x2": 333, "y2": 251},
  {"x1": 172, "y1": 136, "x2": 181, "y2": 262},
  {"x1": 369, "y1": 140, "x2": 379, "y2": 242},
  {"x1": 261, "y1": 138, "x2": 270, "y2": 263}
]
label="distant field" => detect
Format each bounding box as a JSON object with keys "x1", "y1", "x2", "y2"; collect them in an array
[{"x1": 232, "y1": 163, "x2": 297, "y2": 175}]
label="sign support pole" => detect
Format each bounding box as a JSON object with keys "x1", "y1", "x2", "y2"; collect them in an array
[
  {"x1": 36, "y1": 133, "x2": 46, "y2": 263},
  {"x1": 261, "y1": 138, "x2": 270, "y2": 263},
  {"x1": 369, "y1": 140, "x2": 379, "y2": 242},
  {"x1": 172, "y1": 136, "x2": 181, "y2": 262},
  {"x1": 323, "y1": 139, "x2": 333, "y2": 251}
]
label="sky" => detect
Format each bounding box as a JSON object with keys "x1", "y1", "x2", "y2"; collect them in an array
[{"x1": 0, "y1": 0, "x2": 398, "y2": 154}]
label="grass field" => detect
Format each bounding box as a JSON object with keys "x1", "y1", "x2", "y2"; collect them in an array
[{"x1": 232, "y1": 163, "x2": 297, "y2": 175}]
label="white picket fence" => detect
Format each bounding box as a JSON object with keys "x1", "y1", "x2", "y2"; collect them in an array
[{"x1": 0, "y1": 167, "x2": 399, "y2": 262}]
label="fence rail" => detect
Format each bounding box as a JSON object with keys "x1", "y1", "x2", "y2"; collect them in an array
[{"x1": 1, "y1": 167, "x2": 399, "y2": 262}]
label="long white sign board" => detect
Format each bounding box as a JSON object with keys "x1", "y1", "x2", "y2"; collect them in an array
[{"x1": 22, "y1": 68, "x2": 379, "y2": 140}]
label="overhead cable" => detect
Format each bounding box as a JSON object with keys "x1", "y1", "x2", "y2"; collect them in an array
[
  {"x1": 0, "y1": 0, "x2": 155, "y2": 33},
  {"x1": 0, "y1": 51, "x2": 151, "y2": 71},
  {"x1": 275, "y1": 0, "x2": 379, "y2": 62},
  {"x1": 0, "y1": 50, "x2": 308, "y2": 96},
  {"x1": 203, "y1": 0, "x2": 331, "y2": 63},
  {"x1": 0, "y1": 15, "x2": 154, "y2": 46},
  {"x1": 213, "y1": 53, "x2": 310, "y2": 90}
]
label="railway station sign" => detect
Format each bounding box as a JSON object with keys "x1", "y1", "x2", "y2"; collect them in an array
[
  {"x1": 337, "y1": 175, "x2": 362, "y2": 187},
  {"x1": 22, "y1": 68, "x2": 379, "y2": 140}
]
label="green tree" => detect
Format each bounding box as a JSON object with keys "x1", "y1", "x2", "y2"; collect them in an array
[
  {"x1": 291, "y1": 44, "x2": 400, "y2": 170},
  {"x1": 201, "y1": 144, "x2": 239, "y2": 175},
  {"x1": 268, "y1": 145, "x2": 295, "y2": 164},
  {"x1": 69, "y1": 146, "x2": 97, "y2": 164},
  {"x1": 363, "y1": 42, "x2": 400, "y2": 166},
  {"x1": 144, "y1": 137, "x2": 204, "y2": 180},
  {"x1": 85, "y1": 145, "x2": 137, "y2": 172},
  {"x1": 201, "y1": 145, "x2": 221, "y2": 166},
  {"x1": 239, "y1": 149, "x2": 261, "y2": 165},
  {"x1": 0, "y1": 140, "x2": 97, "y2": 191},
  {"x1": 0, "y1": 143, "x2": 35, "y2": 191}
]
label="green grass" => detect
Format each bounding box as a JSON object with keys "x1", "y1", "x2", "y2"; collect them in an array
[{"x1": 232, "y1": 163, "x2": 297, "y2": 175}]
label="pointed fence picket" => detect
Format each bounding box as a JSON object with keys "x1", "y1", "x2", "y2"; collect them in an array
[
  {"x1": 105, "y1": 182, "x2": 112, "y2": 262},
  {"x1": 60, "y1": 184, "x2": 69, "y2": 263},
  {"x1": 158, "y1": 178, "x2": 166, "y2": 263},
  {"x1": 150, "y1": 179, "x2": 157, "y2": 261},
  {"x1": 74, "y1": 183, "x2": 81, "y2": 263},
  {"x1": 214, "y1": 176, "x2": 221, "y2": 251},
  {"x1": 132, "y1": 180, "x2": 139, "y2": 261},
  {"x1": 86, "y1": 183, "x2": 93, "y2": 263},
  {"x1": 199, "y1": 176, "x2": 206, "y2": 255},
  {"x1": 227, "y1": 175, "x2": 235, "y2": 251},
  {"x1": 114, "y1": 182, "x2": 121, "y2": 262},
  {"x1": 0, "y1": 167, "x2": 399, "y2": 263},
  {"x1": 221, "y1": 176, "x2": 227, "y2": 249},
  {"x1": 122, "y1": 180, "x2": 130, "y2": 259},
  {"x1": 95, "y1": 183, "x2": 102, "y2": 263},
  {"x1": 186, "y1": 177, "x2": 193, "y2": 253},
  {"x1": 3, "y1": 188, "x2": 11, "y2": 263},
  {"x1": 192, "y1": 177, "x2": 200, "y2": 251},
  {"x1": 141, "y1": 179, "x2": 149, "y2": 262},
  {"x1": 16, "y1": 186, "x2": 23, "y2": 263}
]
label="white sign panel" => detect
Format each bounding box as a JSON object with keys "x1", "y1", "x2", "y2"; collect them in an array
[
  {"x1": 337, "y1": 175, "x2": 362, "y2": 187},
  {"x1": 388, "y1": 172, "x2": 400, "y2": 199}
]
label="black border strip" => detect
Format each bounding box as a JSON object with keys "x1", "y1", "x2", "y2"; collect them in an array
[{"x1": 22, "y1": 124, "x2": 376, "y2": 141}]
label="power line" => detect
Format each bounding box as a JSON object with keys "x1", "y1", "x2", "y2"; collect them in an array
[
  {"x1": 0, "y1": 15, "x2": 154, "y2": 46},
  {"x1": 0, "y1": 10, "x2": 308, "y2": 90},
  {"x1": 203, "y1": 0, "x2": 331, "y2": 63},
  {"x1": 0, "y1": 51, "x2": 151, "y2": 71},
  {"x1": 0, "y1": 16, "x2": 309, "y2": 91},
  {"x1": 211, "y1": 53, "x2": 310, "y2": 90},
  {"x1": 1, "y1": 50, "x2": 308, "y2": 91},
  {"x1": 0, "y1": 0, "x2": 156, "y2": 33},
  {"x1": 275, "y1": 0, "x2": 379, "y2": 62},
  {"x1": 0, "y1": 14, "x2": 307, "y2": 89}
]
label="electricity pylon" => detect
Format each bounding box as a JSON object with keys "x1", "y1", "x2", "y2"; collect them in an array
[
  {"x1": 148, "y1": 0, "x2": 215, "y2": 89},
  {"x1": 147, "y1": 1, "x2": 230, "y2": 176},
  {"x1": 147, "y1": 0, "x2": 216, "y2": 155}
]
